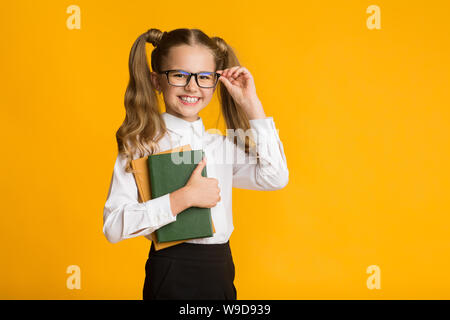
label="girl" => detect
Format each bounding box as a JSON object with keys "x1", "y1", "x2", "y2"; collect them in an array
[{"x1": 103, "y1": 28, "x2": 289, "y2": 300}]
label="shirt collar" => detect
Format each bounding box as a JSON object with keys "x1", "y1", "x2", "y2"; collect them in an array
[{"x1": 161, "y1": 112, "x2": 205, "y2": 138}]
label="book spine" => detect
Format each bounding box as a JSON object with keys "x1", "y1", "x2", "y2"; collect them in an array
[{"x1": 148, "y1": 157, "x2": 157, "y2": 199}]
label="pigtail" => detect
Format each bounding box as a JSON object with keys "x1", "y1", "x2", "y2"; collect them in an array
[{"x1": 116, "y1": 29, "x2": 166, "y2": 173}]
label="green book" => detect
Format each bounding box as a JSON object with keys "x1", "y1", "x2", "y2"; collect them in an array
[{"x1": 148, "y1": 149, "x2": 214, "y2": 243}]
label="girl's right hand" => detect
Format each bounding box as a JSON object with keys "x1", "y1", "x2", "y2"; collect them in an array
[{"x1": 185, "y1": 156, "x2": 221, "y2": 208}]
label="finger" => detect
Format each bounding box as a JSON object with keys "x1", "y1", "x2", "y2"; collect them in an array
[
  {"x1": 219, "y1": 75, "x2": 238, "y2": 91},
  {"x1": 192, "y1": 156, "x2": 207, "y2": 175},
  {"x1": 223, "y1": 66, "x2": 238, "y2": 79},
  {"x1": 228, "y1": 67, "x2": 241, "y2": 79},
  {"x1": 231, "y1": 67, "x2": 251, "y2": 80},
  {"x1": 218, "y1": 68, "x2": 227, "y2": 77},
  {"x1": 218, "y1": 74, "x2": 232, "y2": 88},
  {"x1": 216, "y1": 70, "x2": 226, "y2": 80},
  {"x1": 229, "y1": 66, "x2": 243, "y2": 78}
]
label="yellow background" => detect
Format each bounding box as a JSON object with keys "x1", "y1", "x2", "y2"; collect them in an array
[{"x1": 1, "y1": 0, "x2": 449, "y2": 299}]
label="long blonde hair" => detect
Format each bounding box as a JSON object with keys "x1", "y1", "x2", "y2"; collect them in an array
[{"x1": 117, "y1": 28, "x2": 255, "y2": 173}]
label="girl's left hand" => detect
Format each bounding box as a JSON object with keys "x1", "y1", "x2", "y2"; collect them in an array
[{"x1": 216, "y1": 66, "x2": 265, "y2": 119}]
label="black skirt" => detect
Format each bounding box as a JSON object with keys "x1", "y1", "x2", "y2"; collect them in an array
[{"x1": 143, "y1": 240, "x2": 237, "y2": 300}]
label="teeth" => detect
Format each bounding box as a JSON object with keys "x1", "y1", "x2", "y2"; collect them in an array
[{"x1": 180, "y1": 96, "x2": 199, "y2": 103}]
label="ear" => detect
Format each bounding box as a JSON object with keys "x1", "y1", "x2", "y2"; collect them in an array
[{"x1": 150, "y1": 71, "x2": 161, "y2": 92}]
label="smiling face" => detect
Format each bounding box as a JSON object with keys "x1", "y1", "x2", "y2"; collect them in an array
[{"x1": 150, "y1": 44, "x2": 217, "y2": 122}]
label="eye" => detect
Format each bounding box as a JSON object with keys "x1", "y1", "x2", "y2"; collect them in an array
[
  {"x1": 172, "y1": 71, "x2": 189, "y2": 78},
  {"x1": 199, "y1": 73, "x2": 213, "y2": 80}
]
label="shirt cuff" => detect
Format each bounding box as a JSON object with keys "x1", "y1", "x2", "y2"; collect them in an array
[
  {"x1": 123, "y1": 193, "x2": 177, "y2": 238},
  {"x1": 145, "y1": 193, "x2": 177, "y2": 225}
]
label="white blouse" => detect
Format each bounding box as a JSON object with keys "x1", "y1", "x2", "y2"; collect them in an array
[{"x1": 103, "y1": 112, "x2": 289, "y2": 244}]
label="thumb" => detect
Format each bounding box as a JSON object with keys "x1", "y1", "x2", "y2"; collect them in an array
[
  {"x1": 192, "y1": 156, "x2": 207, "y2": 176},
  {"x1": 218, "y1": 75, "x2": 232, "y2": 89}
]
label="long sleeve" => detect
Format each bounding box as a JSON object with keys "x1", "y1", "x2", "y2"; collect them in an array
[
  {"x1": 231, "y1": 116, "x2": 289, "y2": 190},
  {"x1": 103, "y1": 154, "x2": 177, "y2": 244}
]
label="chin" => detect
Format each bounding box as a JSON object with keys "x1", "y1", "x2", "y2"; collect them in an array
[
  {"x1": 170, "y1": 104, "x2": 204, "y2": 120},
  {"x1": 178, "y1": 106, "x2": 200, "y2": 115}
]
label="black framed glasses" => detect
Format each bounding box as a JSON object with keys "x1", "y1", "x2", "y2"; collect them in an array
[{"x1": 158, "y1": 69, "x2": 221, "y2": 88}]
